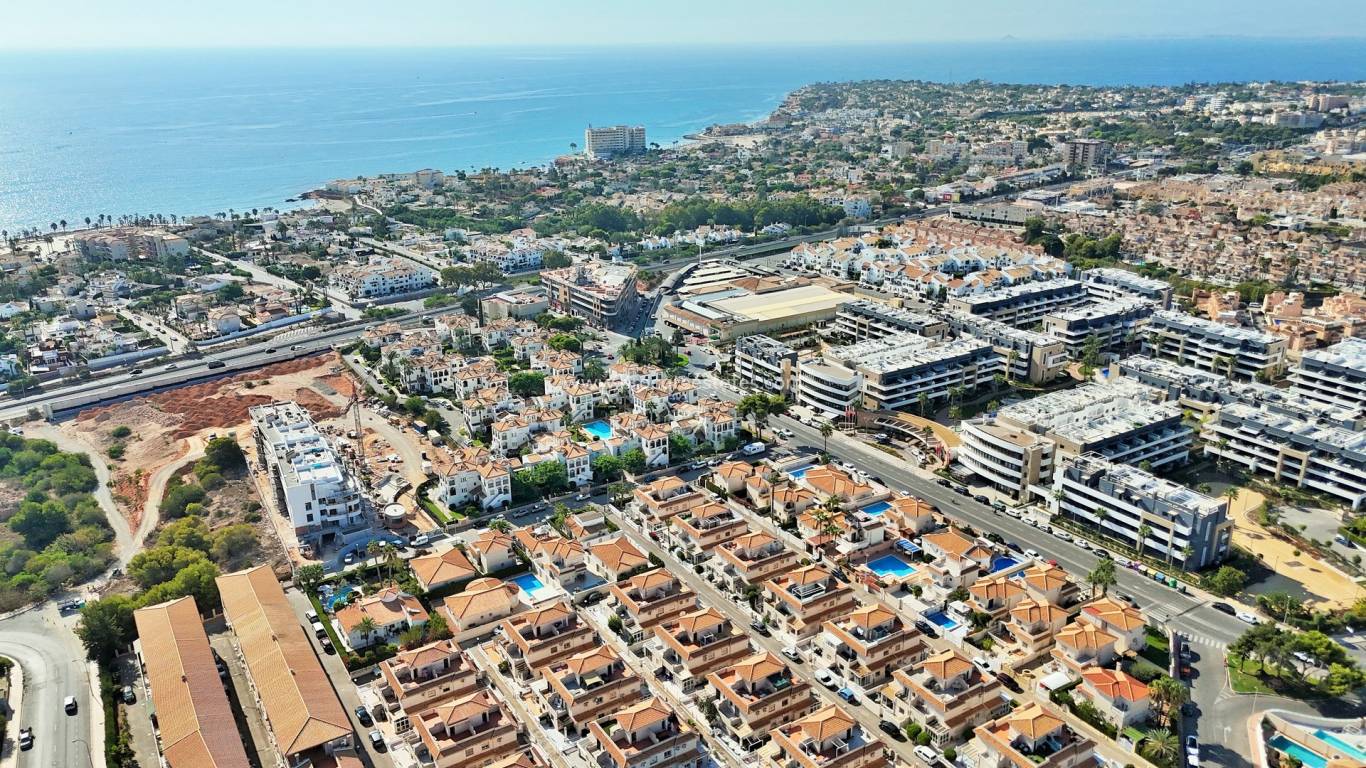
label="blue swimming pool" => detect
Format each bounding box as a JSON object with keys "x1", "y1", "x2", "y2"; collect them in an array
[
  {"x1": 1315, "y1": 730, "x2": 1366, "y2": 762},
  {"x1": 866, "y1": 554, "x2": 917, "y2": 579},
  {"x1": 323, "y1": 584, "x2": 359, "y2": 613},
  {"x1": 511, "y1": 572, "x2": 557, "y2": 602},
  {"x1": 860, "y1": 501, "x2": 892, "y2": 516},
  {"x1": 924, "y1": 609, "x2": 961, "y2": 632},
  {"x1": 1270, "y1": 736, "x2": 1327, "y2": 768},
  {"x1": 787, "y1": 465, "x2": 813, "y2": 479},
  {"x1": 991, "y1": 556, "x2": 1020, "y2": 572},
  {"x1": 583, "y1": 420, "x2": 612, "y2": 440}
]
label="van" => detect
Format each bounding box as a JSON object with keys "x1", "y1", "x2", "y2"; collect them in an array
[
  {"x1": 740, "y1": 442, "x2": 766, "y2": 456},
  {"x1": 312, "y1": 621, "x2": 327, "y2": 639}
]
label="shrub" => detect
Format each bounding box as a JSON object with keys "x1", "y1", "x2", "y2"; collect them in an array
[
  {"x1": 110, "y1": 426, "x2": 132, "y2": 440},
  {"x1": 106, "y1": 444, "x2": 125, "y2": 460}
]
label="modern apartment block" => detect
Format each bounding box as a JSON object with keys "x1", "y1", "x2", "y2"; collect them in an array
[
  {"x1": 797, "y1": 332, "x2": 1000, "y2": 417},
  {"x1": 734, "y1": 334, "x2": 799, "y2": 396},
  {"x1": 957, "y1": 379, "x2": 1192, "y2": 500},
  {"x1": 1290, "y1": 337, "x2": 1366, "y2": 414},
  {"x1": 834, "y1": 300, "x2": 949, "y2": 341},
  {"x1": 584, "y1": 124, "x2": 646, "y2": 159},
  {"x1": 541, "y1": 261, "x2": 638, "y2": 328},
  {"x1": 946, "y1": 313, "x2": 1070, "y2": 384},
  {"x1": 250, "y1": 401, "x2": 366, "y2": 545},
  {"x1": 1202, "y1": 402, "x2": 1366, "y2": 510},
  {"x1": 330, "y1": 258, "x2": 436, "y2": 300},
  {"x1": 1063, "y1": 138, "x2": 1112, "y2": 169},
  {"x1": 1041, "y1": 299, "x2": 1154, "y2": 357},
  {"x1": 1050, "y1": 454, "x2": 1232, "y2": 569},
  {"x1": 1081, "y1": 268, "x2": 1173, "y2": 309},
  {"x1": 946, "y1": 279, "x2": 1088, "y2": 327},
  {"x1": 1144, "y1": 309, "x2": 1286, "y2": 381}
]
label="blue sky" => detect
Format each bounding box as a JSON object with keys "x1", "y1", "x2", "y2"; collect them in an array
[{"x1": 7, "y1": 0, "x2": 1366, "y2": 49}]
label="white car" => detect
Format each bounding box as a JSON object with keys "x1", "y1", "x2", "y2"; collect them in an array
[
  {"x1": 1237, "y1": 611, "x2": 1260, "y2": 625},
  {"x1": 914, "y1": 745, "x2": 940, "y2": 764},
  {"x1": 814, "y1": 668, "x2": 840, "y2": 689},
  {"x1": 1076, "y1": 539, "x2": 1091, "y2": 550},
  {"x1": 1113, "y1": 555, "x2": 1132, "y2": 567},
  {"x1": 1054, "y1": 530, "x2": 1072, "y2": 542},
  {"x1": 1024, "y1": 549, "x2": 1041, "y2": 561},
  {"x1": 781, "y1": 645, "x2": 802, "y2": 662}
]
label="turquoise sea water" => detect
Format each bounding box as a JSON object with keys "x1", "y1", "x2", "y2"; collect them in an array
[{"x1": 2, "y1": 39, "x2": 1364, "y2": 230}]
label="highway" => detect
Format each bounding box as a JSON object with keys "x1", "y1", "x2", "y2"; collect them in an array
[{"x1": 0, "y1": 604, "x2": 98, "y2": 768}]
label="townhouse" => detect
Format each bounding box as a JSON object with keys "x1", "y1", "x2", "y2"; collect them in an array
[
  {"x1": 609, "y1": 568, "x2": 699, "y2": 646},
  {"x1": 1076, "y1": 668, "x2": 1152, "y2": 729},
  {"x1": 768, "y1": 705, "x2": 888, "y2": 768},
  {"x1": 377, "y1": 639, "x2": 483, "y2": 720},
  {"x1": 763, "y1": 564, "x2": 860, "y2": 640},
  {"x1": 413, "y1": 690, "x2": 523, "y2": 768},
  {"x1": 883, "y1": 649, "x2": 1008, "y2": 748},
  {"x1": 540, "y1": 646, "x2": 645, "y2": 736},
  {"x1": 668, "y1": 501, "x2": 750, "y2": 561},
  {"x1": 652, "y1": 607, "x2": 754, "y2": 694},
  {"x1": 467, "y1": 529, "x2": 519, "y2": 574},
  {"x1": 821, "y1": 604, "x2": 926, "y2": 689},
  {"x1": 715, "y1": 532, "x2": 801, "y2": 591},
  {"x1": 585, "y1": 699, "x2": 702, "y2": 768},
  {"x1": 497, "y1": 600, "x2": 598, "y2": 681},
  {"x1": 708, "y1": 652, "x2": 817, "y2": 749},
  {"x1": 410, "y1": 546, "x2": 479, "y2": 593},
  {"x1": 1049, "y1": 620, "x2": 1120, "y2": 677},
  {"x1": 441, "y1": 577, "x2": 526, "y2": 642},
  {"x1": 335, "y1": 587, "x2": 429, "y2": 650},
  {"x1": 588, "y1": 536, "x2": 651, "y2": 582},
  {"x1": 972, "y1": 703, "x2": 1096, "y2": 768}
]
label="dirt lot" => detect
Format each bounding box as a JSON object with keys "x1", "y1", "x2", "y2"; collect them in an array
[{"x1": 60, "y1": 353, "x2": 361, "y2": 553}]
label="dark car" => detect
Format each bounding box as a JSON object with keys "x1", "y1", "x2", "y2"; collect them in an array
[
  {"x1": 1211, "y1": 601, "x2": 1237, "y2": 616},
  {"x1": 879, "y1": 720, "x2": 906, "y2": 741},
  {"x1": 207, "y1": 360, "x2": 226, "y2": 369},
  {"x1": 936, "y1": 478, "x2": 952, "y2": 488},
  {"x1": 998, "y1": 674, "x2": 1023, "y2": 693},
  {"x1": 121, "y1": 686, "x2": 136, "y2": 704},
  {"x1": 914, "y1": 619, "x2": 940, "y2": 639},
  {"x1": 953, "y1": 485, "x2": 970, "y2": 496},
  {"x1": 750, "y1": 619, "x2": 770, "y2": 637},
  {"x1": 973, "y1": 495, "x2": 990, "y2": 505},
  {"x1": 355, "y1": 705, "x2": 374, "y2": 727}
]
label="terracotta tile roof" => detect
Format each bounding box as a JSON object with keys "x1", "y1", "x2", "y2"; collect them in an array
[
  {"x1": 216, "y1": 566, "x2": 352, "y2": 757},
  {"x1": 923, "y1": 528, "x2": 978, "y2": 558},
  {"x1": 335, "y1": 587, "x2": 429, "y2": 635},
  {"x1": 1082, "y1": 668, "x2": 1149, "y2": 702},
  {"x1": 590, "y1": 537, "x2": 648, "y2": 573},
  {"x1": 563, "y1": 645, "x2": 619, "y2": 676},
  {"x1": 1011, "y1": 599, "x2": 1069, "y2": 626},
  {"x1": 922, "y1": 649, "x2": 974, "y2": 681},
  {"x1": 443, "y1": 578, "x2": 520, "y2": 624},
  {"x1": 794, "y1": 705, "x2": 856, "y2": 742},
  {"x1": 1021, "y1": 563, "x2": 1070, "y2": 593},
  {"x1": 133, "y1": 597, "x2": 252, "y2": 768},
  {"x1": 848, "y1": 604, "x2": 896, "y2": 630},
  {"x1": 1081, "y1": 597, "x2": 1146, "y2": 632},
  {"x1": 1007, "y1": 703, "x2": 1064, "y2": 740},
  {"x1": 615, "y1": 698, "x2": 674, "y2": 732},
  {"x1": 802, "y1": 466, "x2": 870, "y2": 499},
  {"x1": 1056, "y1": 621, "x2": 1117, "y2": 651},
  {"x1": 731, "y1": 652, "x2": 787, "y2": 683},
  {"x1": 409, "y1": 547, "x2": 478, "y2": 590}
]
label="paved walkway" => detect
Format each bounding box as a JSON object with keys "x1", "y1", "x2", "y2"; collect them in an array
[{"x1": 1227, "y1": 488, "x2": 1365, "y2": 609}]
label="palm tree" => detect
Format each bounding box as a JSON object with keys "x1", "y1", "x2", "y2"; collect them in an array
[
  {"x1": 355, "y1": 616, "x2": 379, "y2": 647},
  {"x1": 1136, "y1": 524, "x2": 1152, "y2": 559},
  {"x1": 1142, "y1": 729, "x2": 1179, "y2": 764},
  {"x1": 918, "y1": 392, "x2": 930, "y2": 417},
  {"x1": 1223, "y1": 487, "x2": 1240, "y2": 511},
  {"x1": 819, "y1": 421, "x2": 835, "y2": 454},
  {"x1": 1087, "y1": 558, "x2": 1117, "y2": 598}
]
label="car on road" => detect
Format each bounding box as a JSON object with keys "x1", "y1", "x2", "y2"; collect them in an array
[
  {"x1": 64, "y1": 695, "x2": 78, "y2": 714},
  {"x1": 58, "y1": 599, "x2": 85, "y2": 614},
  {"x1": 355, "y1": 705, "x2": 374, "y2": 726},
  {"x1": 936, "y1": 478, "x2": 951, "y2": 488},
  {"x1": 343, "y1": 552, "x2": 355, "y2": 566},
  {"x1": 165, "y1": 363, "x2": 178, "y2": 371},
  {"x1": 1236, "y1": 611, "x2": 1260, "y2": 625},
  {"x1": 1186, "y1": 735, "x2": 1200, "y2": 760},
  {"x1": 368, "y1": 729, "x2": 386, "y2": 752},
  {"x1": 130, "y1": 368, "x2": 143, "y2": 375},
  {"x1": 815, "y1": 668, "x2": 840, "y2": 689},
  {"x1": 837, "y1": 687, "x2": 858, "y2": 705},
  {"x1": 574, "y1": 492, "x2": 591, "y2": 501},
  {"x1": 953, "y1": 485, "x2": 970, "y2": 496},
  {"x1": 320, "y1": 636, "x2": 334, "y2": 654},
  {"x1": 781, "y1": 645, "x2": 802, "y2": 662},
  {"x1": 18, "y1": 727, "x2": 33, "y2": 750},
  {"x1": 1054, "y1": 530, "x2": 1072, "y2": 542},
  {"x1": 973, "y1": 494, "x2": 990, "y2": 505},
  {"x1": 265, "y1": 348, "x2": 277, "y2": 354},
  {"x1": 749, "y1": 619, "x2": 769, "y2": 636},
  {"x1": 121, "y1": 686, "x2": 136, "y2": 704},
  {"x1": 879, "y1": 720, "x2": 906, "y2": 741},
  {"x1": 1211, "y1": 601, "x2": 1236, "y2": 616},
  {"x1": 410, "y1": 534, "x2": 430, "y2": 547},
  {"x1": 1024, "y1": 549, "x2": 1040, "y2": 561},
  {"x1": 913, "y1": 745, "x2": 940, "y2": 765},
  {"x1": 207, "y1": 360, "x2": 226, "y2": 369}
]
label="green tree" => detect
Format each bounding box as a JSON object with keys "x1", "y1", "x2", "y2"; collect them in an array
[
  {"x1": 210, "y1": 524, "x2": 259, "y2": 569},
  {"x1": 127, "y1": 545, "x2": 209, "y2": 590},
  {"x1": 507, "y1": 371, "x2": 547, "y2": 398},
  {"x1": 1087, "y1": 558, "x2": 1117, "y2": 598},
  {"x1": 9, "y1": 501, "x2": 71, "y2": 549},
  {"x1": 203, "y1": 437, "x2": 246, "y2": 471},
  {"x1": 819, "y1": 421, "x2": 835, "y2": 454},
  {"x1": 1142, "y1": 729, "x2": 1179, "y2": 764},
  {"x1": 296, "y1": 563, "x2": 326, "y2": 594},
  {"x1": 1148, "y1": 675, "x2": 1188, "y2": 726},
  {"x1": 592, "y1": 454, "x2": 623, "y2": 480},
  {"x1": 77, "y1": 595, "x2": 137, "y2": 663},
  {"x1": 1204, "y1": 565, "x2": 1247, "y2": 597},
  {"x1": 140, "y1": 559, "x2": 222, "y2": 612},
  {"x1": 620, "y1": 448, "x2": 647, "y2": 475},
  {"x1": 156, "y1": 515, "x2": 211, "y2": 551}
]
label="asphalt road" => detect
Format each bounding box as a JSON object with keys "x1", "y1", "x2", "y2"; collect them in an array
[{"x1": 0, "y1": 604, "x2": 98, "y2": 768}]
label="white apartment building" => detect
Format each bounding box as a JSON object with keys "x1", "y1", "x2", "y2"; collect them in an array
[
  {"x1": 946, "y1": 312, "x2": 1070, "y2": 385},
  {"x1": 583, "y1": 125, "x2": 646, "y2": 159},
  {"x1": 834, "y1": 300, "x2": 948, "y2": 342},
  {"x1": 797, "y1": 360, "x2": 865, "y2": 419},
  {"x1": 946, "y1": 279, "x2": 1089, "y2": 328},
  {"x1": 733, "y1": 334, "x2": 798, "y2": 397},
  {"x1": 73, "y1": 229, "x2": 190, "y2": 262},
  {"x1": 251, "y1": 401, "x2": 366, "y2": 544},
  {"x1": 330, "y1": 258, "x2": 436, "y2": 300},
  {"x1": 1144, "y1": 309, "x2": 1286, "y2": 381},
  {"x1": 1041, "y1": 299, "x2": 1154, "y2": 357},
  {"x1": 1290, "y1": 337, "x2": 1366, "y2": 415},
  {"x1": 1081, "y1": 268, "x2": 1173, "y2": 309},
  {"x1": 1063, "y1": 138, "x2": 1112, "y2": 169},
  {"x1": 541, "y1": 262, "x2": 638, "y2": 328},
  {"x1": 1202, "y1": 402, "x2": 1366, "y2": 511},
  {"x1": 1051, "y1": 454, "x2": 1231, "y2": 570}
]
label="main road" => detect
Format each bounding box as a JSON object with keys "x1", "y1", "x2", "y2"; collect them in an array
[{"x1": 0, "y1": 604, "x2": 98, "y2": 768}]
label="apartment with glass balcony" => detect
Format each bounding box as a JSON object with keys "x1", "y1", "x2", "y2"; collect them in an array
[
  {"x1": 1143, "y1": 309, "x2": 1286, "y2": 380},
  {"x1": 768, "y1": 705, "x2": 888, "y2": 768},
  {"x1": 1081, "y1": 268, "x2": 1172, "y2": 309},
  {"x1": 834, "y1": 300, "x2": 948, "y2": 341},
  {"x1": 1049, "y1": 454, "x2": 1231, "y2": 569},
  {"x1": 946, "y1": 313, "x2": 1070, "y2": 384},
  {"x1": 800, "y1": 332, "x2": 1001, "y2": 417},
  {"x1": 796, "y1": 359, "x2": 865, "y2": 418},
  {"x1": 1290, "y1": 337, "x2": 1366, "y2": 415},
  {"x1": 763, "y1": 564, "x2": 860, "y2": 640},
  {"x1": 883, "y1": 649, "x2": 1008, "y2": 748},
  {"x1": 735, "y1": 334, "x2": 800, "y2": 397},
  {"x1": 1201, "y1": 402, "x2": 1366, "y2": 510},
  {"x1": 1040, "y1": 298, "x2": 1154, "y2": 357},
  {"x1": 652, "y1": 607, "x2": 754, "y2": 693},
  {"x1": 821, "y1": 605, "x2": 926, "y2": 689},
  {"x1": 668, "y1": 501, "x2": 750, "y2": 562},
  {"x1": 541, "y1": 261, "x2": 638, "y2": 328},
  {"x1": 946, "y1": 278, "x2": 1088, "y2": 327},
  {"x1": 708, "y1": 652, "x2": 817, "y2": 749},
  {"x1": 251, "y1": 401, "x2": 366, "y2": 545}
]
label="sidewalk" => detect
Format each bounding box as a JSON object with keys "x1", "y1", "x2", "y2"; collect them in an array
[{"x1": 0, "y1": 658, "x2": 23, "y2": 768}]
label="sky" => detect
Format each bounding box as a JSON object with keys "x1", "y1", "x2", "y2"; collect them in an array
[{"x1": 5, "y1": 0, "x2": 1366, "y2": 49}]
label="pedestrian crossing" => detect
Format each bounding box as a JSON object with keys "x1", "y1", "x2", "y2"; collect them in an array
[{"x1": 1177, "y1": 631, "x2": 1229, "y2": 652}]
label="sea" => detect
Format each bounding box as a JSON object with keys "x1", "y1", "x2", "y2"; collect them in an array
[{"x1": 2, "y1": 38, "x2": 1364, "y2": 232}]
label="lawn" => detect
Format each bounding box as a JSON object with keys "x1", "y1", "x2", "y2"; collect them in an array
[
  {"x1": 1227, "y1": 659, "x2": 1276, "y2": 695},
  {"x1": 1140, "y1": 627, "x2": 1171, "y2": 669}
]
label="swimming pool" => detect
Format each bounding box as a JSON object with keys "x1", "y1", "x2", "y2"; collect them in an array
[
  {"x1": 866, "y1": 554, "x2": 917, "y2": 579},
  {"x1": 1270, "y1": 735, "x2": 1327, "y2": 768},
  {"x1": 511, "y1": 572, "x2": 557, "y2": 602},
  {"x1": 923, "y1": 609, "x2": 961, "y2": 632},
  {"x1": 860, "y1": 501, "x2": 892, "y2": 516},
  {"x1": 583, "y1": 420, "x2": 612, "y2": 440},
  {"x1": 787, "y1": 465, "x2": 813, "y2": 480},
  {"x1": 991, "y1": 556, "x2": 1020, "y2": 572},
  {"x1": 1315, "y1": 730, "x2": 1366, "y2": 762},
  {"x1": 323, "y1": 584, "x2": 359, "y2": 613}
]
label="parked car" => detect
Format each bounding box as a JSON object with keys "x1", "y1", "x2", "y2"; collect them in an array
[
  {"x1": 368, "y1": 729, "x2": 386, "y2": 752},
  {"x1": 837, "y1": 687, "x2": 858, "y2": 705},
  {"x1": 574, "y1": 492, "x2": 591, "y2": 501},
  {"x1": 749, "y1": 619, "x2": 770, "y2": 637},
  {"x1": 953, "y1": 485, "x2": 970, "y2": 496},
  {"x1": 120, "y1": 686, "x2": 135, "y2": 704},
  {"x1": 1236, "y1": 611, "x2": 1260, "y2": 625},
  {"x1": 815, "y1": 668, "x2": 840, "y2": 689},
  {"x1": 1186, "y1": 735, "x2": 1200, "y2": 761},
  {"x1": 305, "y1": 608, "x2": 319, "y2": 624},
  {"x1": 207, "y1": 360, "x2": 226, "y2": 369},
  {"x1": 1024, "y1": 549, "x2": 1040, "y2": 561},
  {"x1": 355, "y1": 705, "x2": 374, "y2": 726},
  {"x1": 1211, "y1": 602, "x2": 1236, "y2": 616},
  {"x1": 320, "y1": 636, "x2": 335, "y2": 654},
  {"x1": 935, "y1": 478, "x2": 952, "y2": 488},
  {"x1": 781, "y1": 645, "x2": 802, "y2": 662},
  {"x1": 64, "y1": 695, "x2": 78, "y2": 714},
  {"x1": 879, "y1": 720, "x2": 905, "y2": 741},
  {"x1": 914, "y1": 745, "x2": 940, "y2": 765},
  {"x1": 973, "y1": 494, "x2": 990, "y2": 505},
  {"x1": 18, "y1": 727, "x2": 33, "y2": 750},
  {"x1": 914, "y1": 619, "x2": 939, "y2": 638},
  {"x1": 312, "y1": 621, "x2": 328, "y2": 639}
]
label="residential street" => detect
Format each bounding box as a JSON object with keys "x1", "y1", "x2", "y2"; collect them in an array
[{"x1": 0, "y1": 604, "x2": 100, "y2": 768}]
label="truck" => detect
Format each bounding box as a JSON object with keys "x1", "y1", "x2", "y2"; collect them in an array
[
  {"x1": 740, "y1": 441, "x2": 766, "y2": 456},
  {"x1": 426, "y1": 429, "x2": 444, "y2": 445}
]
